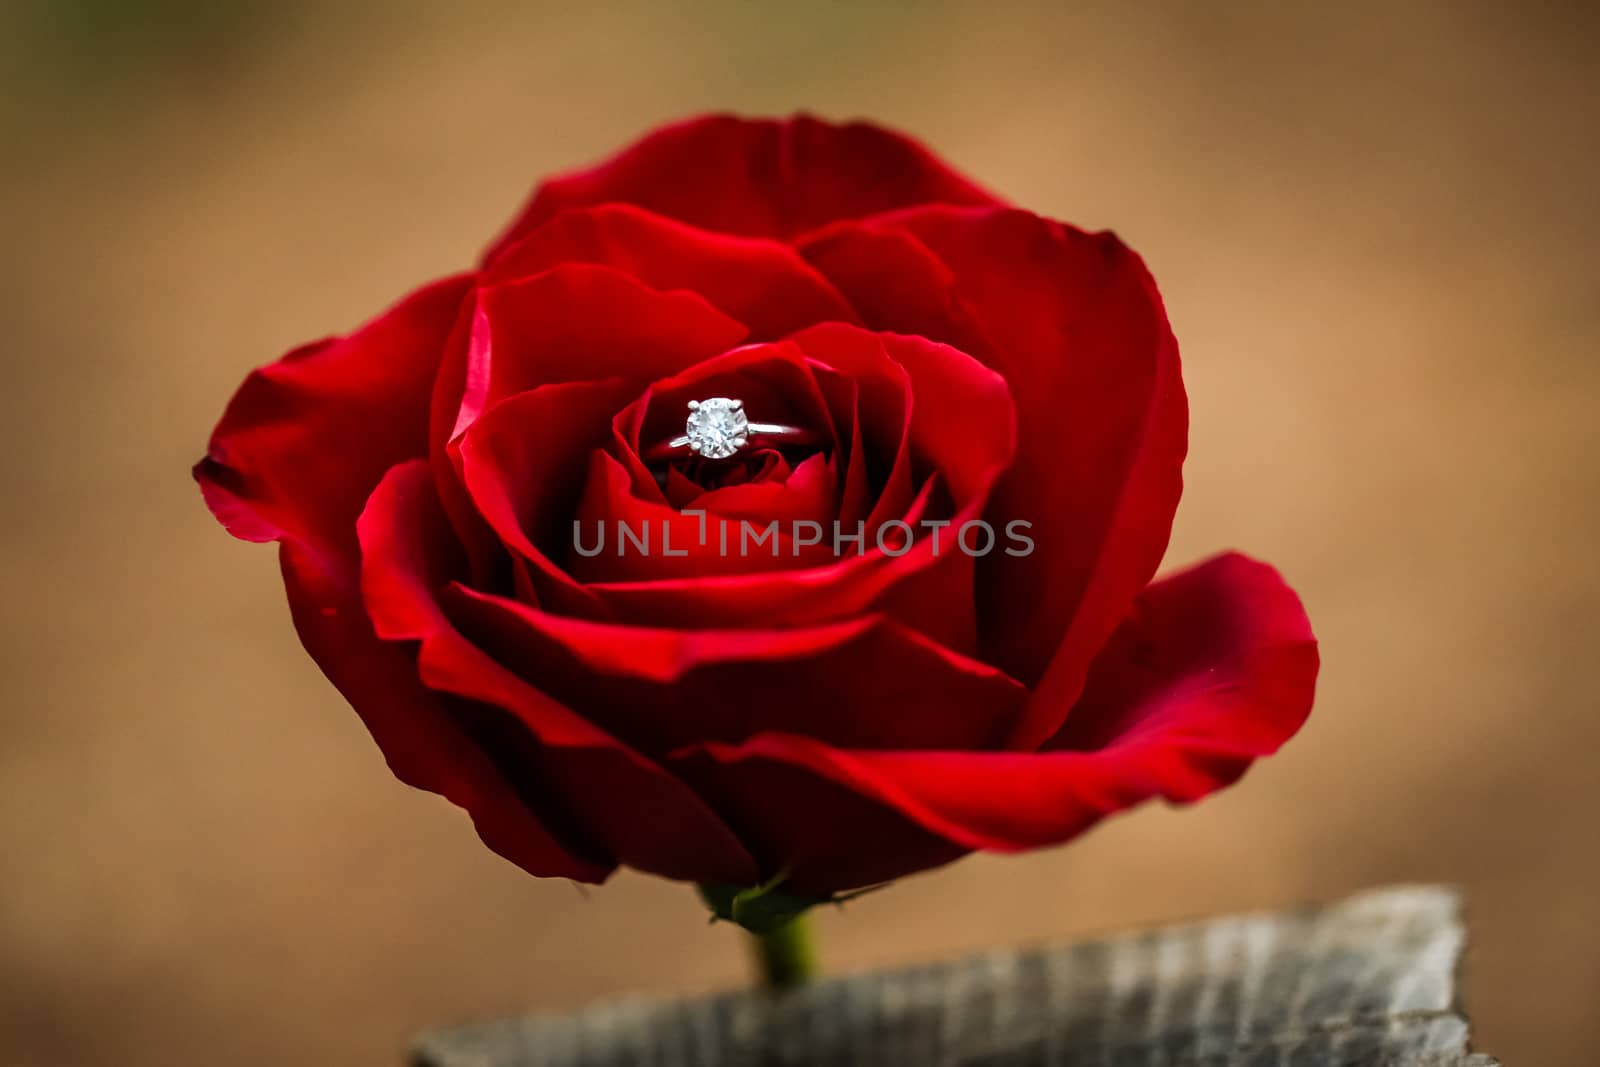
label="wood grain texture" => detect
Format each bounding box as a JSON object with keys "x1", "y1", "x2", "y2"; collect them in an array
[{"x1": 411, "y1": 885, "x2": 1497, "y2": 1066}]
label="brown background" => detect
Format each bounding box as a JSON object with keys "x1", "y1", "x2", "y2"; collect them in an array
[{"x1": 2, "y1": 3, "x2": 1595, "y2": 1065}]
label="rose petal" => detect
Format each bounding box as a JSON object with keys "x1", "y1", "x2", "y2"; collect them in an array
[
  {"x1": 789, "y1": 323, "x2": 1013, "y2": 505},
  {"x1": 660, "y1": 450, "x2": 792, "y2": 511},
  {"x1": 486, "y1": 203, "x2": 858, "y2": 338},
  {"x1": 580, "y1": 344, "x2": 858, "y2": 581},
  {"x1": 572, "y1": 330, "x2": 1016, "y2": 653},
  {"x1": 580, "y1": 474, "x2": 967, "y2": 639},
  {"x1": 484, "y1": 113, "x2": 1004, "y2": 257},
  {"x1": 455, "y1": 378, "x2": 643, "y2": 617},
  {"x1": 798, "y1": 220, "x2": 975, "y2": 344},
  {"x1": 359, "y1": 460, "x2": 758, "y2": 885},
  {"x1": 568, "y1": 450, "x2": 839, "y2": 581},
  {"x1": 197, "y1": 274, "x2": 472, "y2": 569},
  {"x1": 1043, "y1": 553, "x2": 1319, "y2": 754},
  {"x1": 678, "y1": 750, "x2": 970, "y2": 892},
  {"x1": 277, "y1": 542, "x2": 610, "y2": 883},
  {"x1": 810, "y1": 207, "x2": 1188, "y2": 748},
  {"x1": 671, "y1": 553, "x2": 1317, "y2": 890},
  {"x1": 784, "y1": 332, "x2": 914, "y2": 529},
  {"x1": 448, "y1": 587, "x2": 1027, "y2": 756},
  {"x1": 437, "y1": 264, "x2": 747, "y2": 447},
  {"x1": 192, "y1": 272, "x2": 611, "y2": 881},
  {"x1": 691, "y1": 451, "x2": 837, "y2": 525}
]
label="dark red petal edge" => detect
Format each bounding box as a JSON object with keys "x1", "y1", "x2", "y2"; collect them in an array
[
  {"x1": 670, "y1": 553, "x2": 1316, "y2": 879},
  {"x1": 359, "y1": 460, "x2": 759, "y2": 885}
]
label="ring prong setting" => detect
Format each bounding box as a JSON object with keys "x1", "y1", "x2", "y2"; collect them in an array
[{"x1": 683, "y1": 396, "x2": 750, "y2": 461}]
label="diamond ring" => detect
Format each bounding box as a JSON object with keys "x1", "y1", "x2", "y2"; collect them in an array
[{"x1": 645, "y1": 397, "x2": 818, "y2": 462}]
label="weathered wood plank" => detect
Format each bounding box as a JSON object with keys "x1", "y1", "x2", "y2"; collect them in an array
[{"x1": 411, "y1": 885, "x2": 1497, "y2": 1066}]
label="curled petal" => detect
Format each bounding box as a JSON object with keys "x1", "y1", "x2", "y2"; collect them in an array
[
  {"x1": 449, "y1": 586, "x2": 1027, "y2": 756},
  {"x1": 693, "y1": 452, "x2": 836, "y2": 525},
  {"x1": 192, "y1": 271, "x2": 611, "y2": 881},
  {"x1": 437, "y1": 264, "x2": 747, "y2": 446},
  {"x1": 671, "y1": 553, "x2": 1316, "y2": 890},
  {"x1": 359, "y1": 460, "x2": 758, "y2": 884},
  {"x1": 565, "y1": 327, "x2": 1014, "y2": 648},
  {"x1": 788, "y1": 323, "x2": 1014, "y2": 505},
  {"x1": 581, "y1": 475, "x2": 976, "y2": 650},
  {"x1": 813, "y1": 207, "x2": 1188, "y2": 747},
  {"x1": 568, "y1": 451, "x2": 837, "y2": 581},
  {"x1": 455, "y1": 378, "x2": 642, "y2": 617},
  {"x1": 198, "y1": 274, "x2": 472, "y2": 569}
]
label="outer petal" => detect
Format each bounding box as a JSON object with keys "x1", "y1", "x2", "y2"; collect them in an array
[
  {"x1": 671, "y1": 748, "x2": 968, "y2": 893},
  {"x1": 449, "y1": 588, "x2": 1026, "y2": 756},
  {"x1": 359, "y1": 460, "x2": 758, "y2": 885},
  {"x1": 483, "y1": 113, "x2": 1003, "y2": 258},
  {"x1": 280, "y1": 543, "x2": 609, "y2": 882},
  {"x1": 485, "y1": 204, "x2": 858, "y2": 338},
  {"x1": 193, "y1": 277, "x2": 608, "y2": 881},
  {"x1": 672, "y1": 553, "x2": 1317, "y2": 891},
  {"x1": 197, "y1": 274, "x2": 472, "y2": 568},
  {"x1": 810, "y1": 207, "x2": 1188, "y2": 748},
  {"x1": 799, "y1": 220, "x2": 975, "y2": 345}
]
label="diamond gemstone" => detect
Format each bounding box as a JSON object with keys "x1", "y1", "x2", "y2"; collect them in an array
[{"x1": 684, "y1": 398, "x2": 748, "y2": 460}]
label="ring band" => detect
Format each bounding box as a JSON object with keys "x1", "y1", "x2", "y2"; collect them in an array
[{"x1": 645, "y1": 397, "x2": 819, "y2": 462}]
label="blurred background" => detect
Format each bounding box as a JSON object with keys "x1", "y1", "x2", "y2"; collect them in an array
[{"x1": 2, "y1": 2, "x2": 1595, "y2": 1064}]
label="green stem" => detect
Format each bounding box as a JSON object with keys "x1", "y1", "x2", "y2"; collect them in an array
[{"x1": 749, "y1": 913, "x2": 818, "y2": 991}]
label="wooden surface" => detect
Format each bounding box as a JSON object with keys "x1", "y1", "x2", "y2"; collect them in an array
[{"x1": 412, "y1": 886, "x2": 1497, "y2": 1066}]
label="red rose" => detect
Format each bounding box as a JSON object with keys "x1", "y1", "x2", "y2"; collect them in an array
[{"x1": 197, "y1": 114, "x2": 1317, "y2": 896}]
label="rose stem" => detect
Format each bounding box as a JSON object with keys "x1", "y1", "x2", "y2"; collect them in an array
[{"x1": 749, "y1": 913, "x2": 818, "y2": 991}]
